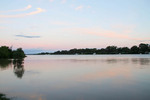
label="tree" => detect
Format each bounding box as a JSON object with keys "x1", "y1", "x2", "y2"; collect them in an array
[
  {"x1": 0, "y1": 46, "x2": 12, "y2": 59},
  {"x1": 121, "y1": 47, "x2": 130, "y2": 54},
  {"x1": 130, "y1": 45, "x2": 139, "y2": 54},
  {"x1": 50, "y1": 43, "x2": 150, "y2": 55},
  {"x1": 13, "y1": 48, "x2": 26, "y2": 59},
  {"x1": 139, "y1": 43, "x2": 149, "y2": 54},
  {"x1": 106, "y1": 46, "x2": 117, "y2": 54}
]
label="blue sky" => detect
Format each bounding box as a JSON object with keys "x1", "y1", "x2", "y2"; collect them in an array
[{"x1": 0, "y1": 0, "x2": 150, "y2": 53}]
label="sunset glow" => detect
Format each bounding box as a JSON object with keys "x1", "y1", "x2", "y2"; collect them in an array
[{"x1": 0, "y1": 0, "x2": 150, "y2": 53}]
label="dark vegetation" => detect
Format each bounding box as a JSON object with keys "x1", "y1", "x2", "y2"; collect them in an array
[
  {"x1": 38, "y1": 43, "x2": 150, "y2": 55},
  {"x1": 0, "y1": 46, "x2": 26, "y2": 59},
  {"x1": 0, "y1": 93, "x2": 10, "y2": 100}
]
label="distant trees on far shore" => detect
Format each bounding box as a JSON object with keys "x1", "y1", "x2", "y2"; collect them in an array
[
  {"x1": 0, "y1": 46, "x2": 26, "y2": 59},
  {"x1": 38, "y1": 43, "x2": 150, "y2": 55}
]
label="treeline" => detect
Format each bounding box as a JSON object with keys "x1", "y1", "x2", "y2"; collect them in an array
[
  {"x1": 0, "y1": 46, "x2": 26, "y2": 59},
  {"x1": 38, "y1": 43, "x2": 150, "y2": 55}
]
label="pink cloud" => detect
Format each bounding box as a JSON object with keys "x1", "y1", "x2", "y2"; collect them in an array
[
  {"x1": 63, "y1": 27, "x2": 141, "y2": 40},
  {"x1": 0, "y1": 8, "x2": 45, "y2": 18},
  {"x1": 111, "y1": 24, "x2": 136, "y2": 34},
  {"x1": 0, "y1": 5, "x2": 32, "y2": 13}
]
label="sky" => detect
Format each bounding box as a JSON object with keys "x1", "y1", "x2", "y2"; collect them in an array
[{"x1": 0, "y1": 0, "x2": 150, "y2": 53}]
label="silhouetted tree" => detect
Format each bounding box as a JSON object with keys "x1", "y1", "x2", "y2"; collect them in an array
[
  {"x1": 0, "y1": 46, "x2": 12, "y2": 59},
  {"x1": 12, "y1": 48, "x2": 26, "y2": 59},
  {"x1": 117, "y1": 47, "x2": 122, "y2": 54},
  {"x1": 139, "y1": 43, "x2": 149, "y2": 54},
  {"x1": 0, "y1": 46, "x2": 26, "y2": 59},
  {"x1": 130, "y1": 45, "x2": 139, "y2": 54},
  {"x1": 42, "y1": 43, "x2": 150, "y2": 55},
  {"x1": 106, "y1": 46, "x2": 117, "y2": 54},
  {"x1": 121, "y1": 47, "x2": 130, "y2": 54}
]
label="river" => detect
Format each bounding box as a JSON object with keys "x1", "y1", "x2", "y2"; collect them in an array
[{"x1": 0, "y1": 55, "x2": 150, "y2": 100}]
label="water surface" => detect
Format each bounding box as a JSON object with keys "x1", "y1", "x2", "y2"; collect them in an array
[{"x1": 0, "y1": 55, "x2": 150, "y2": 100}]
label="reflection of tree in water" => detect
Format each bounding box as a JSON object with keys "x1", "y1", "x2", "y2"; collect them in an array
[
  {"x1": 131, "y1": 58, "x2": 150, "y2": 65},
  {"x1": 13, "y1": 59, "x2": 25, "y2": 79},
  {"x1": 0, "y1": 59, "x2": 12, "y2": 70},
  {"x1": 0, "y1": 59, "x2": 25, "y2": 79},
  {"x1": 131, "y1": 58, "x2": 150, "y2": 69},
  {"x1": 139, "y1": 58, "x2": 150, "y2": 65},
  {"x1": 0, "y1": 93, "x2": 10, "y2": 100},
  {"x1": 103, "y1": 58, "x2": 129, "y2": 64}
]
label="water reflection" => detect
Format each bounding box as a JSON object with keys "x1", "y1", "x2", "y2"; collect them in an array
[
  {"x1": 0, "y1": 93, "x2": 10, "y2": 100},
  {"x1": 131, "y1": 58, "x2": 150, "y2": 65},
  {"x1": 13, "y1": 59, "x2": 24, "y2": 79},
  {"x1": 0, "y1": 59, "x2": 12, "y2": 70},
  {"x1": 0, "y1": 55, "x2": 150, "y2": 100},
  {"x1": 0, "y1": 59, "x2": 25, "y2": 79},
  {"x1": 57, "y1": 58, "x2": 150, "y2": 67}
]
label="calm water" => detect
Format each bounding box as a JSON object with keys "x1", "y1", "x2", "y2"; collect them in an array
[{"x1": 0, "y1": 55, "x2": 150, "y2": 100}]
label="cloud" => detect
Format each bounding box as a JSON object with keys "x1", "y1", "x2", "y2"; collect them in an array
[
  {"x1": 63, "y1": 27, "x2": 141, "y2": 40},
  {"x1": 0, "y1": 5, "x2": 32, "y2": 13},
  {"x1": 15, "y1": 35, "x2": 41, "y2": 38},
  {"x1": 0, "y1": 8, "x2": 45, "y2": 18},
  {"x1": 26, "y1": 8, "x2": 45, "y2": 15},
  {"x1": 75, "y1": 6, "x2": 83, "y2": 10},
  {"x1": 111, "y1": 24, "x2": 136, "y2": 34}
]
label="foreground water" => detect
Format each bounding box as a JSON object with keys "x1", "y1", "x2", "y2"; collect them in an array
[{"x1": 0, "y1": 55, "x2": 150, "y2": 100}]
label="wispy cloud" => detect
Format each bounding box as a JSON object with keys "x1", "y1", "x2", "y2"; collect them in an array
[
  {"x1": 63, "y1": 27, "x2": 141, "y2": 40},
  {"x1": 15, "y1": 35, "x2": 41, "y2": 38},
  {"x1": 0, "y1": 8, "x2": 45, "y2": 18},
  {"x1": 0, "y1": 5, "x2": 32, "y2": 13},
  {"x1": 26, "y1": 8, "x2": 45, "y2": 15},
  {"x1": 75, "y1": 6, "x2": 83, "y2": 10}
]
